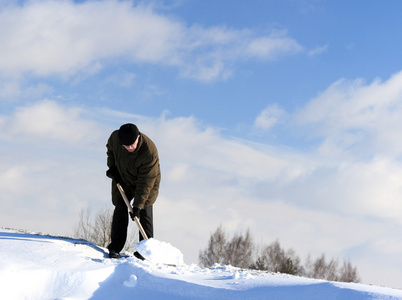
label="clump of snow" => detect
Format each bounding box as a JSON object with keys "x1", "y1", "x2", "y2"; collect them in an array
[
  {"x1": 123, "y1": 274, "x2": 138, "y2": 288},
  {"x1": 1, "y1": 228, "x2": 402, "y2": 300},
  {"x1": 135, "y1": 238, "x2": 184, "y2": 266}
]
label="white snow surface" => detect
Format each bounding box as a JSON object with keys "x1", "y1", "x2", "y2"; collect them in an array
[
  {"x1": 135, "y1": 238, "x2": 184, "y2": 266},
  {"x1": 1, "y1": 229, "x2": 401, "y2": 300}
]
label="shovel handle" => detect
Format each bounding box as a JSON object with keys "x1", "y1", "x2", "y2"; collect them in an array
[{"x1": 116, "y1": 183, "x2": 149, "y2": 240}]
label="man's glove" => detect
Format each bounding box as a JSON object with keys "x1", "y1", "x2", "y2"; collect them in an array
[
  {"x1": 106, "y1": 166, "x2": 122, "y2": 183},
  {"x1": 130, "y1": 206, "x2": 141, "y2": 221}
]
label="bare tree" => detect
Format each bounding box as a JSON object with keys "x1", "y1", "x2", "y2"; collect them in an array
[
  {"x1": 74, "y1": 207, "x2": 94, "y2": 242},
  {"x1": 281, "y1": 248, "x2": 303, "y2": 275},
  {"x1": 305, "y1": 253, "x2": 332, "y2": 280},
  {"x1": 338, "y1": 260, "x2": 360, "y2": 283},
  {"x1": 199, "y1": 226, "x2": 255, "y2": 268},
  {"x1": 251, "y1": 240, "x2": 302, "y2": 275},
  {"x1": 224, "y1": 229, "x2": 254, "y2": 268},
  {"x1": 303, "y1": 253, "x2": 360, "y2": 282},
  {"x1": 91, "y1": 207, "x2": 113, "y2": 248},
  {"x1": 199, "y1": 225, "x2": 227, "y2": 267},
  {"x1": 326, "y1": 257, "x2": 340, "y2": 281}
]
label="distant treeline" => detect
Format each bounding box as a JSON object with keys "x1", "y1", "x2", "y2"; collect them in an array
[{"x1": 199, "y1": 225, "x2": 360, "y2": 283}]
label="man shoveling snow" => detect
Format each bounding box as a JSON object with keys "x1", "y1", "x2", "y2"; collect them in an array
[{"x1": 105, "y1": 123, "x2": 182, "y2": 266}]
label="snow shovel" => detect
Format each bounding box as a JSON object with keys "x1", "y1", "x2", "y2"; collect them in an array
[
  {"x1": 116, "y1": 183, "x2": 184, "y2": 266},
  {"x1": 116, "y1": 183, "x2": 148, "y2": 240}
]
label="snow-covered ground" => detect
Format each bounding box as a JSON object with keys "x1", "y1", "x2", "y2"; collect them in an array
[{"x1": 1, "y1": 229, "x2": 401, "y2": 300}]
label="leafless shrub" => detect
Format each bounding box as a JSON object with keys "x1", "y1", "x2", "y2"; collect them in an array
[
  {"x1": 338, "y1": 260, "x2": 360, "y2": 283},
  {"x1": 225, "y1": 229, "x2": 254, "y2": 268},
  {"x1": 303, "y1": 253, "x2": 359, "y2": 282},
  {"x1": 251, "y1": 240, "x2": 302, "y2": 275},
  {"x1": 199, "y1": 225, "x2": 227, "y2": 267}
]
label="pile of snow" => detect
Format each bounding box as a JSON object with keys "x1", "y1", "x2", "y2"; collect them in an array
[
  {"x1": 136, "y1": 238, "x2": 184, "y2": 265},
  {"x1": 1, "y1": 228, "x2": 402, "y2": 299}
]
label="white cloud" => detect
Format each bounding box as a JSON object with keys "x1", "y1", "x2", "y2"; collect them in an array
[
  {"x1": 294, "y1": 71, "x2": 402, "y2": 158},
  {"x1": 0, "y1": 104, "x2": 109, "y2": 240},
  {"x1": 0, "y1": 80, "x2": 21, "y2": 100},
  {"x1": 0, "y1": 99, "x2": 102, "y2": 145},
  {"x1": 245, "y1": 32, "x2": 303, "y2": 59},
  {"x1": 254, "y1": 104, "x2": 286, "y2": 130},
  {"x1": 266, "y1": 72, "x2": 402, "y2": 224},
  {"x1": 0, "y1": 77, "x2": 54, "y2": 101},
  {"x1": 308, "y1": 44, "x2": 328, "y2": 57},
  {"x1": 0, "y1": 0, "x2": 302, "y2": 82},
  {"x1": 105, "y1": 71, "x2": 137, "y2": 88}
]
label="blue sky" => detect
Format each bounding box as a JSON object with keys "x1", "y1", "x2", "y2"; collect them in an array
[{"x1": 1, "y1": 0, "x2": 402, "y2": 289}]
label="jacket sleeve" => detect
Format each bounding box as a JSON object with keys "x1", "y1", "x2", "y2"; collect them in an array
[
  {"x1": 133, "y1": 154, "x2": 159, "y2": 209},
  {"x1": 106, "y1": 134, "x2": 115, "y2": 169},
  {"x1": 107, "y1": 132, "x2": 121, "y2": 206}
]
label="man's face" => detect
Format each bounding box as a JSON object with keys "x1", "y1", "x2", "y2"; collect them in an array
[{"x1": 123, "y1": 135, "x2": 140, "y2": 152}]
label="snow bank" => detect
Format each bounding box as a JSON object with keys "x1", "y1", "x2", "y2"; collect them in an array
[
  {"x1": 1, "y1": 229, "x2": 402, "y2": 300},
  {"x1": 135, "y1": 238, "x2": 184, "y2": 265}
]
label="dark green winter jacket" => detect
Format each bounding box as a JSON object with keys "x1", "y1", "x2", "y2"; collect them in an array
[{"x1": 107, "y1": 131, "x2": 161, "y2": 209}]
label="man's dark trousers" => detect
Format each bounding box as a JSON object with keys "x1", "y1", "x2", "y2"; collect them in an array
[{"x1": 108, "y1": 192, "x2": 153, "y2": 253}]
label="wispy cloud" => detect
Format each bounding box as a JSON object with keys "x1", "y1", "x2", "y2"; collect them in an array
[
  {"x1": 308, "y1": 44, "x2": 329, "y2": 57},
  {"x1": 294, "y1": 71, "x2": 402, "y2": 158},
  {"x1": 244, "y1": 31, "x2": 303, "y2": 59},
  {"x1": 254, "y1": 104, "x2": 287, "y2": 131},
  {"x1": 0, "y1": 100, "x2": 102, "y2": 145},
  {"x1": 0, "y1": 0, "x2": 302, "y2": 82}
]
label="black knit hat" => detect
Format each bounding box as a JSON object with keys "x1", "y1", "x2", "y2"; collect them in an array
[{"x1": 118, "y1": 123, "x2": 139, "y2": 146}]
